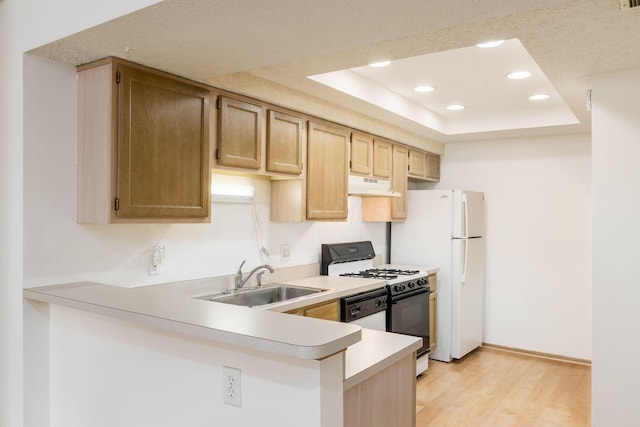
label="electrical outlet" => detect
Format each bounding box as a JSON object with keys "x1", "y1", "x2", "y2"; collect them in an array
[
  {"x1": 223, "y1": 366, "x2": 241, "y2": 407},
  {"x1": 280, "y1": 244, "x2": 291, "y2": 261},
  {"x1": 149, "y1": 245, "x2": 165, "y2": 276}
]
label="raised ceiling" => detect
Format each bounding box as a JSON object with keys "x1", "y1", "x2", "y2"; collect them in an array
[
  {"x1": 309, "y1": 38, "x2": 579, "y2": 136},
  {"x1": 30, "y1": 0, "x2": 640, "y2": 143}
]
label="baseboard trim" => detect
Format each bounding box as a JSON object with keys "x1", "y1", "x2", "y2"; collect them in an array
[{"x1": 482, "y1": 343, "x2": 591, "y2": 366}]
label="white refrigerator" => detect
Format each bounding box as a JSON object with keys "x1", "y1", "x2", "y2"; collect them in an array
[{"x1": 391, "y1": 189, "x2": 485, "y2": 362}]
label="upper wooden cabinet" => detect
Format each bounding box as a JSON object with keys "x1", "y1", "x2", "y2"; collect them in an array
[
  {"x1": 307, "y1": 121, "x2": 349, "y2": 220},
  {"x1": 391, "y1": 144, "x2": 409, "y2": 220},
  {"x1": 266, "y1": 110, "x2": 304, "y2": 175},
  {"x1": 408, "y1": 149, "x2": 427, "y2": 178},
  {"x1": 77, "y1": 58, "x2": 211, "y2": 223},
  {"x1": 215, "y1": 97, "x2": 305, "y2": 178},
  {"x1": 372, "y1": 139, "x2": 393, "y2": 179},
  {"x1": 349, "y1": 133, "x2": 392, "y2": 179},
  {"x1": 217, "y1": 96, "x2": 262, "y2": 170},
  {"x1": 350, "y1": 132, "x2": 373, "y2": 175},
  {"x1": 425, "y1": 153, "x2": 441, "y2": 181},
  {"x1": 361, "y1": 143, "x2": 408, "y2": 222},
  {"x1": 408, "y1": 148, "x2": 440, "y2": 181}
]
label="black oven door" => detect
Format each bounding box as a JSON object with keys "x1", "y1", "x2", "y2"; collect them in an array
[{"x1": 387, "y1": 288, "x2": 430, "y2": 357}]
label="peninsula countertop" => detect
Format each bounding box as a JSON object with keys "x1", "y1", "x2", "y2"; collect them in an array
[
  {"x1": 23, "y1": 279, "x2": 374, "y2": 360},
  {"x1": 23, "y1": 272, "x2": 432, "y2": 388}
]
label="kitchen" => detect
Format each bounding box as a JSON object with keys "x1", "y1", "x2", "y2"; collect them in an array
[{"x1": 2, "y1": 1, "x2": 639, "y2": 426}]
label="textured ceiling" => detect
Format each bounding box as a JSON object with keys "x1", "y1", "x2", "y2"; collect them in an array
[{"x1": 30, "y1": 0, "x2": 640, "y2": 143}]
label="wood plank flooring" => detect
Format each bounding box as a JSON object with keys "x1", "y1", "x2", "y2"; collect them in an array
[{"x1": 415, "y1": 347, "x2": 591, "y2": 427}]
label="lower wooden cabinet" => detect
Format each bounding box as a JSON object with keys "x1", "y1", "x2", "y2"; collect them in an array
[
  {"x1": 285, "y1": 299, "x2": 339, "y2": 321},
  {"x1": 344, "y1": 353, "x2": 416, "y2": 427},
  {"x1": 429, "y1": 273, "x2": 437, "y2": 353}
]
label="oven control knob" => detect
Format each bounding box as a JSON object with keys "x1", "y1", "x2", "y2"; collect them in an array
[
  {"x1": 417, "y1": 278, "x2": 427, "y2": 287},
  {"x1": 408, "y1": 281, "x2": 416, "y2": 289}
]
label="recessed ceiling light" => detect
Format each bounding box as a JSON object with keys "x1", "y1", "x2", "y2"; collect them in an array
[
  {"x1": 476, "y1": 40, "x2": 504, "y2": 48},
  {"x1": 446, "y1": 104, "x2": 465, "y2": 111},
  {"x1": 414, "y1": 85, "x2": 435, "y2": 93},
  {"x1": 369, "y1": 60, "x2": 391, "y2": 68},
  {"x1": 507, "y1": 71, "x2": 531, "y2": 80},
  {"x1": 529, "y1": 94, "x2": 550, "y2": 101}
]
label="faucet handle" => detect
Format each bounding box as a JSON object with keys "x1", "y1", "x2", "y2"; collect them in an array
[{"x1": 256, "y1": 270, "x2": 266, "y2": 287}]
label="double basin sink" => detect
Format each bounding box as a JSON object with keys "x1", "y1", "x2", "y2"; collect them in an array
[{"x1": 197, "y1": 284, "x2": 326, "y2": 308}]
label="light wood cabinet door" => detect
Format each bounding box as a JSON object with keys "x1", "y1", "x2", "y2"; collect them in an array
[
  {"x1": 266, "y1": 109, "x2": 303, "y2": 175},
  {"x1": 361, "y1": 143, "x2": 408, "y2": 222},
  {"x1": 344, "y1": 354, "x2": 416, "y2": 427},
  {"x1": 350, "y1": 132, "x2": 373, "y2": 175},
  {"x1": 217, "y1": 96, "x2": 262, "y2": 170},
  {"x1": 304, "y1": 300, "x2": 340, "y2": 321},
  {"x1": 306, "y1": 121, "x2": 349, "y2": 220},
  {"x1": 408, "y1": 149, "x2": 427, "y2": 178},
  {"x1": 429, "y1": 273, "x2": 437, "y2": 352},
  {"x1": 117, "y1": 65, "x2": 211, "y2": 219},
  {"x1": 372, "y1": 139, "x2": 392, "y2": 178},
  {"x1": 391, "y1": 144, "x2": 408, "y2": 220},
  {"x1": 286, "y1": 299, "x2": 340, "y2": 321},
  {"x1": 425, "y1": 153, "x2": 441, "y2": 181},
  {"x1": 429, "y1": 291, "x2": 437, "y2": 353},
  {"x1": 351, "y1": 135, "x2": 392, "y2": 179},
  {"x1": 77, "y1": 58, "x2": 211, "y2": 223}
]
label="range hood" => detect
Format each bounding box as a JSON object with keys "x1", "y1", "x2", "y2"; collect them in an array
[{"x1": 347, "y1": 175, "x2": 400, "y2": 197}]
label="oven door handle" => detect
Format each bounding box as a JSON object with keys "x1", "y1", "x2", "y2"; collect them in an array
[{"x1": 390, "y1": 288, "x2": 430, "y2": 302}]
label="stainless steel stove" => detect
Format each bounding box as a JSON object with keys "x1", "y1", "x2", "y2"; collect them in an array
[{"x1": 321, "y1": 241, "x2": 431, "y2": 374}]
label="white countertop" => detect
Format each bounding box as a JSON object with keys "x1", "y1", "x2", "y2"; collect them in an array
[
  {"x1": 344, "y1": 328, "x2": 422, "y2": 391},
  {"x1": 24, "y1": 280, "x2": 364, "y2": 360},
  {"x1": 23, "y1": 270, "x2": 436, "y2": 387}
]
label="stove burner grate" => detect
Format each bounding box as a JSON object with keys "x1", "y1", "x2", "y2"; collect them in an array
[{"x1": 339, "y1": 271, "x2": 399, "y2": 280}]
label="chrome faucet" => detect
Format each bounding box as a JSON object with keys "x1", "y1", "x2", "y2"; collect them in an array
[{"x1": 234, "y1": 260, "x2": 275, "y2": 289}]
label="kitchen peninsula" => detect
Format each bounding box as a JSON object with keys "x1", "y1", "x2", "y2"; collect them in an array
[{"x1": 24, "y1": 274, "x2": 422, "y2": 427}]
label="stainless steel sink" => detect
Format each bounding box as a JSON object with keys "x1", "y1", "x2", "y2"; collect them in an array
[{"x1": 197, "y1": 284, "x2": 325, "y2": 307}]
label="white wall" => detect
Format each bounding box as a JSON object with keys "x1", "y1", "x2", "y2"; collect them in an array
[
  {"x1": 48, "y1": 305, "x2": 343, "y2": 427},
  {"x1": 3, "y1": 2, "x2": 163, "y2": 426},
  {"x1": 591, "y1": 68, "x2": 640, "y2": 425},
  {"x1": 416, "y1": 134, "x2": 592, "y2": 360}
]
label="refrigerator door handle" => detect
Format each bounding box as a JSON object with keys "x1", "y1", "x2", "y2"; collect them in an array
[
  {"x1": 461, "y1": 239, "x2": 468, "y2": 284},
  {"x1": 462, "y1": 192, "x2": 468, "y2": 238}
]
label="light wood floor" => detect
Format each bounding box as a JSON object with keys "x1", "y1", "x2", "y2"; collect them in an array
[{"x1": 415, "y1": 347, "x2": 591, "y2": 427}]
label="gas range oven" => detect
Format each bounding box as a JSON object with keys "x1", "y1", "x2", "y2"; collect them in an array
[{"x1": 321, "y1": 241, "x2": 431, "y2": 374}]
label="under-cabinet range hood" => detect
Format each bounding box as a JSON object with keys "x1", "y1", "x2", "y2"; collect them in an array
[{"x1": 348, "y1": 175, "x2": 400, "y2": 197}]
